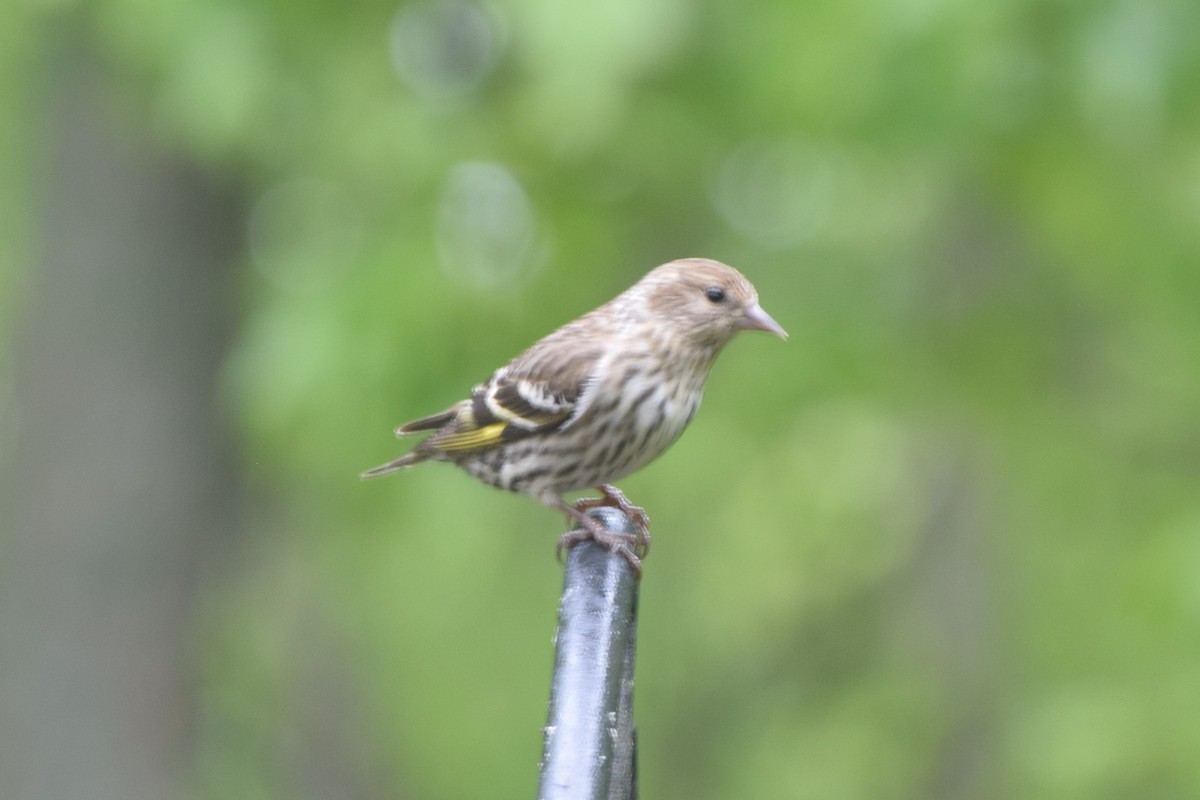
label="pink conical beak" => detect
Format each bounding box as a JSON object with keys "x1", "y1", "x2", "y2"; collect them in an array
[{"x1": 738, "y1": 302, "x2": 788, "y2": 339}]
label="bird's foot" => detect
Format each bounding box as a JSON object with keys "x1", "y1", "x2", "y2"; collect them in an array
[
  {"x1": 572, "y1": 484, "x2": 651, "y2": 557},
  {"x1": 555, "y1": 512, "x2": 642, "y2": 577}
]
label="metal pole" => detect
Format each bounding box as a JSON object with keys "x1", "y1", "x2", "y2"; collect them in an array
[{"x1": 538, "y1": 507, "x2": 640, "y2": 800}]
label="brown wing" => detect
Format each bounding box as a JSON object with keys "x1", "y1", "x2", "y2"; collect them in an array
[
  {"x1": 477, "y1": 321, "x2": 602, "y2": 432},
  {"x1": 385, "y1": 310, "x2": 611, "y2": 459}
]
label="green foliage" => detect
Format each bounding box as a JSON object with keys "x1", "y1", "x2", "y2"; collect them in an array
[{"x1": 10, "y1": 0, "x2": 1200, "y2": 796}]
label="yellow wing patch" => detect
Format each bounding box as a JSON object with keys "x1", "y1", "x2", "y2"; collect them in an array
[{"x1": 432, "y1": 422, "x2": 508, "y2": 452}]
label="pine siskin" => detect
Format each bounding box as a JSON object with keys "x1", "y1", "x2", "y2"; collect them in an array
[{"x1": 363, "y1": 258, "x2": 786, "y2": 572}]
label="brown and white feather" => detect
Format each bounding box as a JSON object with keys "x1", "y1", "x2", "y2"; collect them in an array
[{"x1": 363, "y1": 258, "x2": 786, "y2": 521}]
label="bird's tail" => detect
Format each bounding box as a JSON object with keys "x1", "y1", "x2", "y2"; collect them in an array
[
  {"x1": 395, "y1": 408, "x2": 456, "y2": 435},
  {"x1": 360, "y1": 451, "x2": 428, "y2": 479},
  {"x1": 364, "y1": 404, "x2": 459, "y2": 478}
]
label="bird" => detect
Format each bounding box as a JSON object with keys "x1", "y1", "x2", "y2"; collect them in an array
[{"x1": 362, "y1": 257, "x2": 787, "y2": 573}]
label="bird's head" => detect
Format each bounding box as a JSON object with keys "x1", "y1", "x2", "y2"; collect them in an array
[{"x1": 639, "y1": 258, "x2": 787, "y2": 350}]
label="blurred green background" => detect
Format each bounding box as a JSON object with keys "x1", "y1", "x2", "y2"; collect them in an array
[{"x1": 3, "y1": 0, "x2": 1200, "y2": 798}]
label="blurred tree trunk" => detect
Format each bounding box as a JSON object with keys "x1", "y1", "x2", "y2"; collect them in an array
[{"x1": 0, "y1": 28, "x2": 243, "y2": 800}]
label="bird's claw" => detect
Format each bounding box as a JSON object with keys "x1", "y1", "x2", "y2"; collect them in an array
[
  {"x1": 556, "y1": 520, "x2": 643, "y2": 577},
  {"x1": 572, "y1": 484, "x2": 651, "y2": 557}
]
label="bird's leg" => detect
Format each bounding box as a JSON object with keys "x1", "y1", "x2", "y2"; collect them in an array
[
  {"x1": 550, "y1": 498, "x2": 642, "y2": 576},
  {"x1": 572, "y1": 484, "x2": 651, "y2": 557}
]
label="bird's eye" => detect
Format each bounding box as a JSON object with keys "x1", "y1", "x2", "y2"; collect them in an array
[{"x1": 705, "y1": 287, "x2": 726, "y2": 304}]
